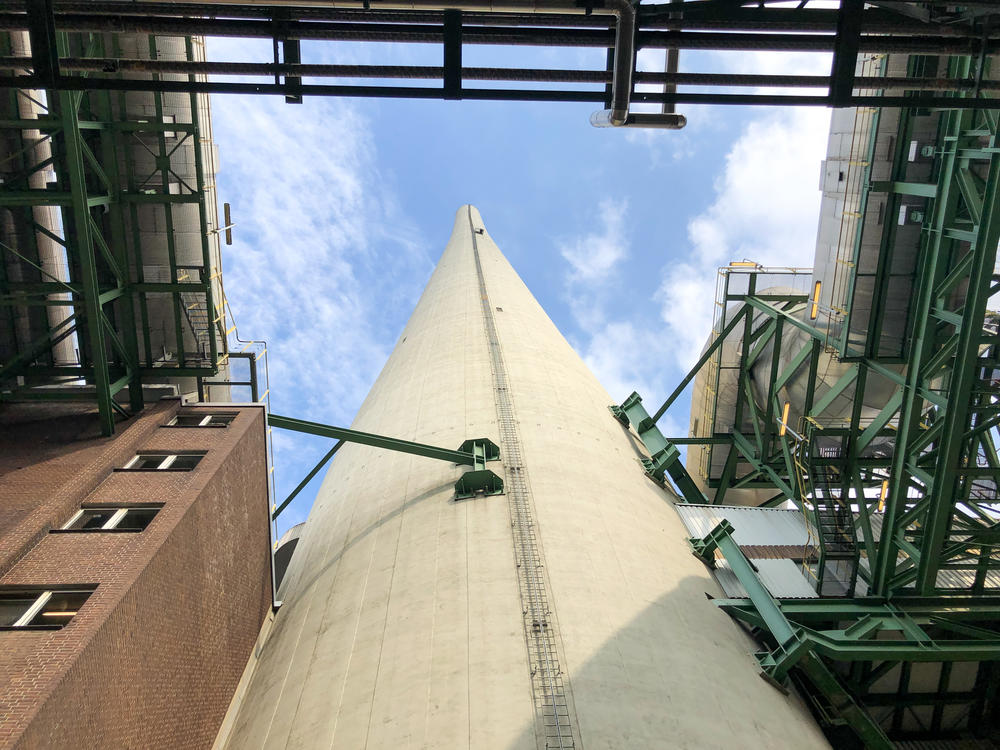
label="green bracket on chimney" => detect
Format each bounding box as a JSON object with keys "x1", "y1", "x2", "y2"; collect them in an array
[
  {"x1": 267, "y1": 415, "x2": 504, "y2": 508},
  {"x1": 455, "y1": 437, "x2": 504, "y2": 499}
]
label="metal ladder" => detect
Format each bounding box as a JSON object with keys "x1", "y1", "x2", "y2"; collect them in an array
[{"x1": 469, "y1": 209, "x2": 577, "y2": 750}]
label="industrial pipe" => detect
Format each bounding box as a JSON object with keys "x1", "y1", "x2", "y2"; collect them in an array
[
  {"x1": 4, "y1": 57, "x2": 997, "y2": 92},
  {"x1": 660, "y1": 0, "x2": 680, "y2": 115},
  {"x1": 120, "y1": 0, "x2": 649, "y2": 127},
  {"x1": 590, "y1": 109, "x2": 686, "y2": 128},
  {"x1": 6, "y1": 32, "x2": 76, "y2": 368}
]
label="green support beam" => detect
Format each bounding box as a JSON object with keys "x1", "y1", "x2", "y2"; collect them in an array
[
  {"x1": 268, "y1": 413, "x2": 495, "y2": 466},
  {"x1": 267, "y1": 414, "x2": 503, "y2": 500},
  {"x1": 689, "y1": 520, "x2": 892, "y2": 747},
  {"x1": 57, "y1": 88, "x2": 115, "y2": 435},
  {"x1": 613, "y1": 391, "x2": 708, "y2": 503}
]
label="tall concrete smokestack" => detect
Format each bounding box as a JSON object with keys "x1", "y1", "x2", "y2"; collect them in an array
[{"x1": 217, "y1": 206, "x2": 829, "y2": 749}]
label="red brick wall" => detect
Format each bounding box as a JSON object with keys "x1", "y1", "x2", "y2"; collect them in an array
[{"x1": 0, "y1": 400, "x2": 272, "y2": 749}]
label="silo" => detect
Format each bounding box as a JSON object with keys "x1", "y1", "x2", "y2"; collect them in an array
[
  {"x1": 685, "y1": 54, "x2": 929, "y2": 504},
  {"x1": 108, "y1": 32, "x2": 229, "y2": 398},
  {"x1": 0, "y1": 28, "x2": 229, "y2": 400},
  {"x1": 216, "y1": 206, "x2": 828, "y2": 749},
  {"x1": 0, "y1": 32, "x2": 75, "y2": 370}
]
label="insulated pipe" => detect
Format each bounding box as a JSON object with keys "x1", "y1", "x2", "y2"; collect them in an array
[
  {"x1": 590, "y1": 109, "x2": 685, "y2": 128},
  {"x1": 122, "y1": 0, "x2": 641, "y2": 126},
  {"x1": 8, "y1": 32, "x2": 76, "y2": 367}
]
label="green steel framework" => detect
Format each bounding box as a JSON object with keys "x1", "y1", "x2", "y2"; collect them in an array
[
  {"x1": 2, "y1": 3, "x2": 1000, "y2": 748},
  {"x1": 615, "y1": 53, "x2": 1000, "y2": 746},
  {"x1": 0, "y1": 29, "x2": 226, "y2": 433}
]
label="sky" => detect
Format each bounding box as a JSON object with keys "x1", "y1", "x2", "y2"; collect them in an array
[{"x1": 205, "y1": 33, "x2": 836, "y2": 540}]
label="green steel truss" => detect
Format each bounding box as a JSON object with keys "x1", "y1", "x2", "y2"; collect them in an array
[
  {"x1": 617, "y1": 53, "x2": 1000, "y2": 746},
  {"x1": 0, "y1": 30, "x2": 226, "y2": 433},
  {"x1": 694, "y1": 520, "x2": 1000, "y2": 748}
]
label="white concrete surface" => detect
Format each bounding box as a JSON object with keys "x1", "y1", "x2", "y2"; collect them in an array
[{"x1": 219, "y1": 206, "x2": 830, "y2": 749}]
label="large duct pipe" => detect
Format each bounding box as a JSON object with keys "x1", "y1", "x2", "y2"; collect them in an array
[{"x1": 6, "y1": 32, "x2": 76, "y2": 367}]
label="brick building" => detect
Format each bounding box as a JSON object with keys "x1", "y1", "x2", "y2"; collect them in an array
[{"x1": 0, "y1": 398, "x2": 272, "y2": 749}]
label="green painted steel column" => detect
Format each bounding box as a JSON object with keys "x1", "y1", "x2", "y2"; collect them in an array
[
  {"x1": 917, "y1": 117, "x2": 1000, "y2": 594},
  {"x1": 58, "y1": 90, "x2": 114, "y2": 435}
]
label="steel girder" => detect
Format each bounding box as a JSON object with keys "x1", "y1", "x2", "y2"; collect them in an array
[
  {"x1": 622, "y1": 89, "x2": 1000, "y2": 599},
  {"x1": 0, "y1": 2, "x2": 999, "y2": 111},
  {"x1": 694, "y1": 520, "x2": 1000, "y2": 745},
  {"x1": 613, "y1": 49, "x2": 1000, "y2": 747}
]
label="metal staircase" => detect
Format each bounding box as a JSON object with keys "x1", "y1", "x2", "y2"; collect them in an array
[
  {"x1": 794, "y1": 434, "x2": 860, "y2": 597},
  {"x1": 180, "y1": 290, "x2": 212, "y2": 364}
]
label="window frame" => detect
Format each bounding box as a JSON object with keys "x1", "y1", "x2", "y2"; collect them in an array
[
  {"x1": 0, "y1": 587, "x2": 96, "y2": 631},
  {"x1": 53, "y1": 504, "x2": 163, "y2": 534},
  {"x1": 117, "y1": 452, "x2": 205, "y2": 472},
  {"x1": 164, "y1": 412, "x2": 237, "y2": 428}
]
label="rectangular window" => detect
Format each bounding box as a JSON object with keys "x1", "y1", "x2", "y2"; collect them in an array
[
  {"x1": 58, "y1": 506, "x2": 162, "y2": 533},
  {"x1": 0, "y1": 589, "x2": 94, "y2": 630},
  {"x1": 120, "y1": 452, "x2": 204, "y2": 471},
  {"x1": 166, "y1": 413, "x2": 236, "y2": 428}
]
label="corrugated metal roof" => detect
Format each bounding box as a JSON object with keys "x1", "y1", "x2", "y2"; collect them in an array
[
  {"x1": 713, "y1": 558, "x2": 818, "y2": 599},
  {"x1": 740, "y1": 544, "x2": 818, "y2": 561},
  {"x1": 674, "y1": 504, "x2": 811, "y2": 547}
]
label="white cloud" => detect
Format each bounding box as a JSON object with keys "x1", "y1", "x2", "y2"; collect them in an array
[
  {"x1": 656, "y1": 105, "x2": 831, "y2": 369},
  {"x1": 207, "y1": 38, "x2": 432, "y2": 534},
  {"x1": 556, "y1": 202, "x2": 679, "y2": 417},
  {"x1": 559, "y1": 199, "x2": 628, "y2": 283},
  {"x1": 573, "y1": 321, "x2": 678, "y2": 424},
  {"x1": 214, "y1": 94, "x2": 428, "y2": 423}
]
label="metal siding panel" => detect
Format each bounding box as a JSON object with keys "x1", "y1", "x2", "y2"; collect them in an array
[
  {"x1": 714, "y1": 559, "x2": 818, "y2": 599},
  {"x1": 674, "y1": 504, "x2": 811, "y2": 547}
]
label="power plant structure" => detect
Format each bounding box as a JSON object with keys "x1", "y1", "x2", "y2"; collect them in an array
[{"x1": 2, "y1": 2, "x2": 1000, "y2": 749}]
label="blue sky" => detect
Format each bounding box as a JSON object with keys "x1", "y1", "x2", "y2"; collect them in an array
[{"x1": 205, "y1": 35, "x2": 835, "y2": 539}]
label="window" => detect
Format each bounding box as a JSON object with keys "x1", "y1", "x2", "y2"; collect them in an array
[
  {"x1": 166, "y1": 413, "x2": 236, "y2": 428},
  {"x1": 0, "y1": 589, "x2": 94, "y2": 629},
  {"x1": 120, "y1": 452, "x2": 204, "y2": 471},
  {"x1": 58, "y1": 506, "x2": 162, "y2": 533}
]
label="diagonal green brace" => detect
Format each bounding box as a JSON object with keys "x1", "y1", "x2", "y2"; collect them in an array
[
  {"x1": 612, "y1": 391, "x2": 708, "y2": 503},
  {"x1": 692, "y1": 520, "x2": 891, "y2": 747},
  {"x1": 268, "y1": 414, "x2": 503, "y2": 501},
  {"x1": 272, "y1": 440, "x2": 344, "y2": 521}
]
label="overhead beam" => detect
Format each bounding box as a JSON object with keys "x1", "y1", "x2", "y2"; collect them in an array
[
  {"x1": 25, "y1": 0, "x2": 58, "y2": 87},
  {"x1": 442, "y1": 9, "x2": 462, "y2": 100},
  {"x1": 829, "y1": 0, "x2": 863, "y2": 105}
]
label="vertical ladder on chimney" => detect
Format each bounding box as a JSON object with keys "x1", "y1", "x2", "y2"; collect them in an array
[{"x1": 470, "y1": 208, "x2": 579, "y2": 750}]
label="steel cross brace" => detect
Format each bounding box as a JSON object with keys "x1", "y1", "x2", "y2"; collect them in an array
[
  {"x1": 267, "y1": 413, "x2": 503, "y2": 505},
  {"x1": 611, "y1": 391, "x2": 708, "y2": 503},
  {"x1": 687, "y1": 519, "x2": 892, "y2": 747}
]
